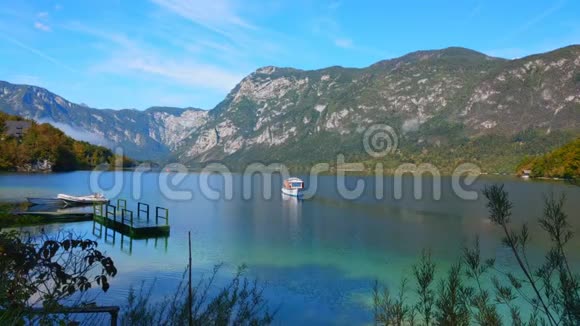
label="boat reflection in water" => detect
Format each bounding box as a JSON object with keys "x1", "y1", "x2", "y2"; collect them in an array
[
  {"x1": 22, "y1": 204, "x2": 93, "y2": 216},
  {"x1": 282, "y1": 192, "x2": 302, "y2": 239}
]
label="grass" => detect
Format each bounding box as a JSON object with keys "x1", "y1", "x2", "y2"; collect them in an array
[{"x1": 0, "y1": 203, "x2": 42, "y2": 228}]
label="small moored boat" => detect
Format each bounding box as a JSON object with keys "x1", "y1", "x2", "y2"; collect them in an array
[
  {"x1": 521, "y1": 169, "x2": 531, "y2": 179},
  {"x1": 57, "y1": 193, "x2": 109, "y2": 206},
  {"x1": 282, "y1": 177, "x2": 304, "y2": 197},
  {"x1": 27, "y1": 197, "x2": 64, "y2": 206}
]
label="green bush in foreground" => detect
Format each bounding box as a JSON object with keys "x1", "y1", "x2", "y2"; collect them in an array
[
  {"x1": 0, "y1": 231, "x2": 118, "y2": 324},
  {"x1": 374, "y1": 185, "x2": 580, "y2": 325}
]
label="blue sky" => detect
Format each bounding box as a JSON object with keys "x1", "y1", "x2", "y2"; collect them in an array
[{"x1": 0, "y1": 0, "x2": 578, "y2": 110}]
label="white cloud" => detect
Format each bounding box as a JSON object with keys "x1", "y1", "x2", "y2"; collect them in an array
[
  {"x1": 68, "y1": 23, "x2": 244, "y2": 92},
  {"x1": 64, "y1": 22, "x2": 138, "y2": 49},
  {"x1": 150, "y1": 0, "x2": 255, "y2": 37},
  {"x1": 34, "y1": 21, "x2": 51, "y2": 32},
  {"x1": 150, "y1": 11, "x2": 284, "y2": 67},
  {"x1": 112, "y1": 54, "x2": 244, "y2": 92},
  {"x1": 148, "y1": 0, "x2": 286, "y2": 62},
  {"x1": 334, "y1": 38, "x2": 353, "y2": 48},
  {"x1": 37, "y1": 12, "x2": 49, "y2": 18},
  {"x1": 58, "y1": 1, "x2": 297, "y2": 108}
]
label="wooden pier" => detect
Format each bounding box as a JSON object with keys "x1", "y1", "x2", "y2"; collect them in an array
[{"x1": 92, "y1": 199, "x2": 170, "y2": 239}]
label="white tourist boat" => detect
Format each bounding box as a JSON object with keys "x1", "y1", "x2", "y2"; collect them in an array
[
  {"x1": 57, "y1": 193, "x2": 109, "y2": 206},
  {"x1": 282, "y1": 177, "x2": 304, "y2": 197}
]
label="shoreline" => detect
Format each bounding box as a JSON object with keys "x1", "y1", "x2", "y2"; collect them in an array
[
  {"x1": 1, "y1": 169, "x2": 577, "y2": 182},
  {"x1": 0, "y1": 202, "x2": 93, "y2": 228}
]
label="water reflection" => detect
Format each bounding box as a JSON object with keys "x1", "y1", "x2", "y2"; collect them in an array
[
  {"x1": 91, "y1": 221, "x2": 169, "y2": 255},
  {"x1": 282, "y1": 193, "x2": 302, "y2": 244}
]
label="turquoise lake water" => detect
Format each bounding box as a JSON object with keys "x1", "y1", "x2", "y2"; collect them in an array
[{"x1": 0, "y1": 171, "x2": 579, "y2": 324}]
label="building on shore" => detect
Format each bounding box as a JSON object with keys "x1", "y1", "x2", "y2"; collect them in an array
[{"x1": 4, "y1": 121, "x2": 32, "y2": 138}]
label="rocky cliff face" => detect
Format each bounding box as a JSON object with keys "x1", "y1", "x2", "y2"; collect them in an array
[
  {"x1": 175, "y1": 46, "x2": 580, "y2": 164},
  {"x1": 1, "y1": 46, "x2": 579, "y2": 166}
]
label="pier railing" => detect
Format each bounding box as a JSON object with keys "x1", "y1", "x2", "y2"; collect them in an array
[
  {"x1": 156, "y1": 206, "x2": 169, "y2": 225},
  {"x1": 138, "y1": 202, "x2": 150, "y2": 221},
  {"x1": 92, "y1": 199, "x2": 170, "y2": 238}
]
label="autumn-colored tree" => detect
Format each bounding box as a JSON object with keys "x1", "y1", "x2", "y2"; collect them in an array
[
  {"x1": 517, "y1": 138, "x2": 580, "y2": 179},
  {"x1": 0, "y1": 112, "x2": 117, "y2": 171}
]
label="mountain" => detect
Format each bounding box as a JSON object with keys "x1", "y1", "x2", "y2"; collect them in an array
[
  {"x1": 174, "y1": 46, "x2": 580, "y2": 170},
  {"x1": 1, "y1": 45, "x2": 579, "y2": 171},
  {"x1": 0, "y1": 81, "x2": 207, "y2": 160}
]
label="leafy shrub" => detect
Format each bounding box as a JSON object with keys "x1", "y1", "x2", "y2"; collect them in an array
[{"x1": 0, "y1": 231, "x2": 118, "y2": 324}]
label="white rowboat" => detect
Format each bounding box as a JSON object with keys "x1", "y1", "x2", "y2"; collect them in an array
[{"x1": 57, "y1": 193, "x2": 109, "y2": 206}]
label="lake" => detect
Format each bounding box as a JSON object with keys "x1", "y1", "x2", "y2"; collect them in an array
[{"x1": 0, "y1": 171, "x2": 579, "y2": 324}]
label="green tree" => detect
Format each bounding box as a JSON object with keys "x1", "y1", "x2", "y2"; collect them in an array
[{"x1": 0, "y1": 231, "x2": 117, "y2": 324}]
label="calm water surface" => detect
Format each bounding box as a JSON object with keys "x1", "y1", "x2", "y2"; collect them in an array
[{"x1": 0, "y1": 172, "x2": 579, "y2": 324}]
